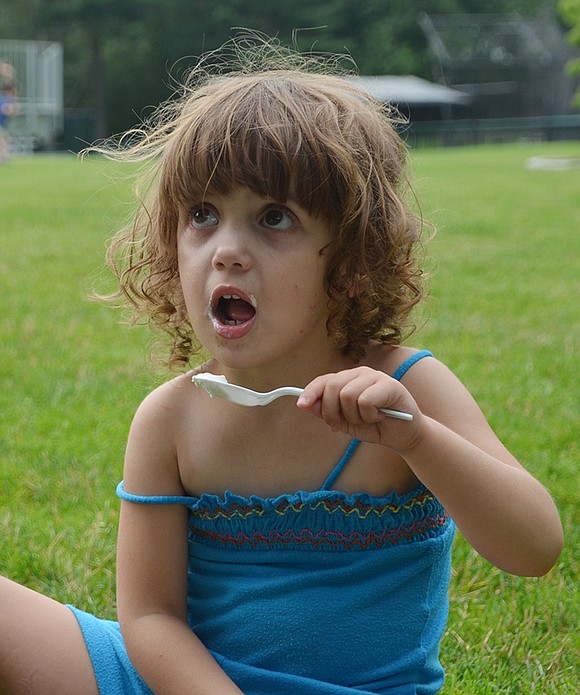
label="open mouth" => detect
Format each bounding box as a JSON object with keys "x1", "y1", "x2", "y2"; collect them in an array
[
  {"x1": 209, "y1": 287, "x2": 257, "y2": 338},
  {"x1": 215, "y1": 294, "x2": 256, "y2": 325}
]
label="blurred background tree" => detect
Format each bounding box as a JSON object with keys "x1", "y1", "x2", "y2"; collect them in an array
[
  {"x1": 0, "y1": 0, "x2": 560, "y2": 137},
  {"x1": 559, "y1": 0, "x2": 580, "y2": 105}
]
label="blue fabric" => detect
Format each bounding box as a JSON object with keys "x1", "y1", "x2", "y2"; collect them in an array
[
  {"x1": 67, "y1": 607, "x2": 153, "y2": 694},
  {"x1": 71, "y1": 349, "x2": 454, "y2": 694},
  {"x1": 0, "y1": 95, "x2": 9, "y2": 129},
  {"x1": 321, "y1": 437, "x2": 362, "y2": 490},
  {"x1": 112, "y1": 485, "x2": 454, "y2": 694},
  {"x1": 392, "y1": 350, "x2": 433, "y2": 382}
]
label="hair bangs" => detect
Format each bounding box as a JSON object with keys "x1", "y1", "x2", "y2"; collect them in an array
[{"x1": 161, "y1": 75, "x2": 343, "y2": 222}]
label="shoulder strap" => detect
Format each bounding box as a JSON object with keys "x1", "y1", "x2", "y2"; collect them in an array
[
  {"x1": 392, "y1": 350, "x2": 433, "y2": 382},
  {"x1": 116, "y1": 481, "x2": 195, "y2": 505},
  {"x1": 320, "y1": 438, "x2": 362, "y2": 491},
  {"x1": 319, "y1": 350, "x2": 433, "y2": 491}
]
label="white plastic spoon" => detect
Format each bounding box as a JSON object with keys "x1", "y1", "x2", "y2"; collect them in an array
[{"x1": 192, "y1": 373, "x2": 413, "y2": 421}]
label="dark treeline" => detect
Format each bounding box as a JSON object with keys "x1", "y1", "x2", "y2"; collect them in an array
[{"x1": 1, "y1": 0, "x2": 556, "y2": 137}]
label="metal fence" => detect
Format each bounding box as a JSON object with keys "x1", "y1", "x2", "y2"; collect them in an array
[
  {"x1": 406, "y1": 114, "x2": 580, "y2": 148},
  {"x1": 0, "y1": 39, "x2": 64, "y2": 152}
]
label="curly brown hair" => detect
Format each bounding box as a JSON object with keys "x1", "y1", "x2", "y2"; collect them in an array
[{"x1": 95, "y1": 39, "x2": 426, "y2": 367}]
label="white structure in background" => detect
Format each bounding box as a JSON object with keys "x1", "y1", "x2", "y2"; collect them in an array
[
  {"x1": 350, "y1": 75, "x2": 471, "y2": 108},
  {"x1": 0, "y1": 39, "x2": 64, "y2": 153}
]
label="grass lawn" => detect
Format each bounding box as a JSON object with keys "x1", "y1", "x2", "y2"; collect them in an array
[{"x1": 1, "y1": 142, "x2": 578, "y2": 692}]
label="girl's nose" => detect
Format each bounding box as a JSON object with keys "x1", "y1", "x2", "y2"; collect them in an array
[{"x1": 211, "y1": 226, "x2": 252, "y2": 271}]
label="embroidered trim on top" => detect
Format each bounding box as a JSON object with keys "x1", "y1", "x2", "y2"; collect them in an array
[
  {"x1": 192, "y1": 487, "x2": 435, "y2": 522},
  {"x1": 189, "y1": 511, "x2": 449, "y2": 550},
  {"x1": 187, "y1": 488, "x2": 451, "y2": 551}
]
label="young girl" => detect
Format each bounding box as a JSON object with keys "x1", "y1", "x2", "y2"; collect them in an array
[{"x1": 0, "y1": 42, "x2": 563, "y2": 695}]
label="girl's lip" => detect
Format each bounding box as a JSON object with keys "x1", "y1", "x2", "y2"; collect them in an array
[{"x1": 207, "y1": 285, "x2": 257, "y2": 339}]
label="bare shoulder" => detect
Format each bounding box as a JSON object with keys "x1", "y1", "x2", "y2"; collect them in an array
[
  {"x1": 123, "y1": 372, "x2": 196, "y2": 496},
  {"x1": 131, "y1": 372, "x2": 194, "y2": 435},
  {"x1": 389, "y1": 350, "x2": 479, "y2": 415},
  {"x1": 364, "y1": 343, "x2": 430, "y2": 379},
  {"x1": 372, "y1": 344, "x2": 485, "y2": 423},
  {"x1": 367, "y1": 344, "x2": 471, "y2": 402},
  {"x1": 369, "y1": 344, "x2": 520, "y2": 466}
]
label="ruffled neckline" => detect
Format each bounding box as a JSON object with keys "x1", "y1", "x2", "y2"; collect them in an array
[{"x1": 193, "y1": 482, "x2": 428, "y2": 510}]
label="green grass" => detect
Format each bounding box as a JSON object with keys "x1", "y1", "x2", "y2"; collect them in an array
[{"x1": 1, "y1": 144, "x2": 578, "y2": 691}]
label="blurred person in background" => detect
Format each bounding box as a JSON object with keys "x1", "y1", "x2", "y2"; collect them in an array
[{"x1": 0, "y1": 62, "x2": 19, "y2": 163}]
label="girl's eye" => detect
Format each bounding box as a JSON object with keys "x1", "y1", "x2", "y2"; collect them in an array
[
  {"x1": 261, "y1": 207, "x2": 294, "y2": 231},
  {"x1": 190, "y1": 206, "x2": 218, "y2": 228}
]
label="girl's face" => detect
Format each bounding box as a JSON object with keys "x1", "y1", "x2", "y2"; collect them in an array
[{"x1": 177, "y1": 187, "x2": 335, "y2": 381}]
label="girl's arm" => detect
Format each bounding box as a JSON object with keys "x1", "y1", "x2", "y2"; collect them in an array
[
  {"x1": 298, "y1": 358, "x2": 563, "y2": 577},
  {"x1": 116, "y1": 382, "x2": 243, "y2": 695}
]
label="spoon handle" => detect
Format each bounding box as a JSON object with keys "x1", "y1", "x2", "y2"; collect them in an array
[
  {"x1": 289, "y1": 387, "x2": 413, "y2": 422},
  {"x1": 272, "y1": 387, "x2": 305, "y2": 398},
  {"x1": 378, "y1": 408, "x2": 413, "y2": 422}
]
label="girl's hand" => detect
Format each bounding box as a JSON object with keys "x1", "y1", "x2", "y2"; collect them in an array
[{"x1": 297, "y1": 367, "x2": 422, "y2": 450}]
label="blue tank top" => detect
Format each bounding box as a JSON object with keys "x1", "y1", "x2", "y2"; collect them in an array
[{"x1": 117, "y1": 350, "x2": 455, "y2": 694}]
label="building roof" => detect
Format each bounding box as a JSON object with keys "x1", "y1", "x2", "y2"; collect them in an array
[{"x1": 350, "y1": 75, "x2": 472, "y2": 106}]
